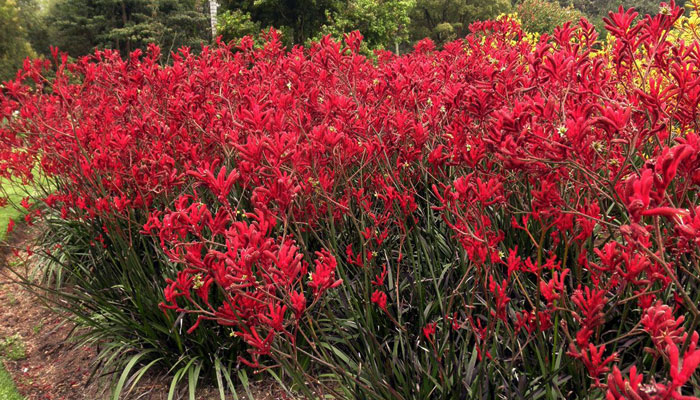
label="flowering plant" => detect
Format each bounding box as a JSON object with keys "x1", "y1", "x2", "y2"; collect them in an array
[{"x1": 2, "y1": 2, "x2": 700, "y2": 398}]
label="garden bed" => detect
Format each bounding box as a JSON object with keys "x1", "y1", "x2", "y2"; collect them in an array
[
  {"x1": 0, "y1": 226, "x2": 103, "y2": 399},
  {"x1": 0, "y1": 227, "x2": 282, "y2": 399},
  {"x1": 2, "y1": 4, "x2": 700, "y2": 399}
]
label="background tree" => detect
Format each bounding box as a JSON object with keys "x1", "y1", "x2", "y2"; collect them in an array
[
  {"x1": 8, "y1": 0, "x2": 683, "y2": 71},
  {"x1": 16, "y1": 0, "x2": 50, "y2": 56},
  {"x1": 314, "y1": 0, "x2": 415, "y2": 51},
  {"x1": 560, "y1": 0, "x2": 687, "y2": 36},
  {"x1": 45, "y1": 0, "x2": 209, "y2": 58},
  {"x1": 217, "y1": 8, "x2": 260, "y2": 42},
  {"x1": 567, "y1": 0, "x2": 679, "y2": 19},
  {"x1": 156, "y1": 0, "x2": 211, "y2": 53},
  {"x1": 0, "y1": 0, "x2": 34, "y2": 81},
  {"x1": 219, "y1": 0, "x2": 342, "y2": 45},
  {"x1": 517, "y1": 0, "x2": 585, "y2": 33},
  {"x1": 409, "y1": 0, "x2": 510, "y2": 44}
]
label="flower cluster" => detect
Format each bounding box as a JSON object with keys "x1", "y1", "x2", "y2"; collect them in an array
[{"x1": 2, "y1": 2, "x2": 700, "y2": 395}]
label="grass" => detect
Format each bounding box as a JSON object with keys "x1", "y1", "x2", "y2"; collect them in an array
[
  {"x1": 0, "y1": 179, "x2": 30, "y2": 242},
  {"x1": 0, "y1": 364, "x2": 23, "y2": 400},
  {"x1": 0, "y1": 336, "x2": 26, "y2": 362}
]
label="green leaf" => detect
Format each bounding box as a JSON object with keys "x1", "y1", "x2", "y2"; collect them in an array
[{"x1": 112, "y1": 350, "x2": 152, "y2": 400}]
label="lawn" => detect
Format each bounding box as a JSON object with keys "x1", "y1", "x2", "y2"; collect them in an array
[
  {"x1": 0, "y1": 180, "x2": 31, "y2": 241},
  {"x1": 0, "y1": 365, "x2": 23, "y2": 400}
]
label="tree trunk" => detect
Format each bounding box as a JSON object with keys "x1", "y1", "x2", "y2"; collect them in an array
[
  {"x1": 120, "y1": 0, "x2": 130, "y2": 53},
  {"x1": 208, "y1": 0, "x2": 218, "y2": 40}
]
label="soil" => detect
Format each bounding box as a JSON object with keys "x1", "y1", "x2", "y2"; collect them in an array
[
  {"x1": 0, "y1": 226, "x2": 105, "y2": 400},
  {"x1": 0, "y1": 226, "x2": 287, "y2": 400}
]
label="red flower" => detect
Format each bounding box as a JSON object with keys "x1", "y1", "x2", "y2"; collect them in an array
[
  {"x1": 290, "y1": 290, "x2": 306, "y2": 319},
  {"x1": 667, "y1": 331, "x2": 700, "y2": 390},
  {"x1": 625, "y1": 169, "x2": 654, "y2": 222},
  {"x1": 308, "y1": 250, "x2": 342, "y2": 297},
  {"x1": 605, "y1": 366, "x2": 645, "y2": 400},
  {"x1": 423, "y1": 322, "x2": 436, "y2": 343},
  {"x1": 568, "y1": 343, "x2": 617, "y2": 385},
  {"x1": 642, "y1": 301, "x2": 685, "y2": 349},
  {"x1": 540, "y1": 269, "x2": 569, "y2": 305},
  {"x1": 371, "y1": 290, "x2": 387, "y2": 311}
]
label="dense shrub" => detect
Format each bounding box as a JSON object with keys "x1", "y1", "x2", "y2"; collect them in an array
[
  {"x1": 2, "y1": 2, "x2": 700, "y2": 398},
  {"x1": 516, "y1": 0, "x2": 586, "y2": 33}
]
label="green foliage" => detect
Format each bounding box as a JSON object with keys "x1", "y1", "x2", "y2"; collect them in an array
[
  {"x1": 517, "y1": 0, "x2": 585, "y2": 33},
  {"x1": 13, "y1": 208, "x2": 251, "y2": 398},
  {"x1": 562, "y1": 0, "x2": 685, "y2": 37},
  {"x1": 0, "y1": 335, "x2": 27, "y2": 362},
  {"x1": 13, "y1": 0, "x2": 50, "y2": 57},
  {"x1": 276, "y1": 213, "x2": 496, "y2": 399},
  {"x1": 219, "y1": 0, "x2": 342, "y2": 45},
  {"x1": 0, "y1": 179, "x2": 31, "y2": 242},
  {"x1": 314, "y1": 0, "x2": 415, "y2": 51},
  {"x1": 409, "y1": 0, "x2": 511, "y2": 44},
  {"x1": 0, "y1": 0, "x2": 34, "y2": 81},
  {"x1": 45, "y1": 0, "x2": 209, "y2": 57},
  {"x1": 217, "y1": 9, "x2": 260, "y2": 42},
  {"x1": 0, "y1": 364, "x2": 23, "y2": 400},
  {"x1": 568, "y1": 0, "x2": 679, "y2": 20},
  {"x1": 3, "y1": 0, "x2": 681, "y2": 64},
  {"x1": 156, "y1": 0, "x2": 212, "y2": 53}
]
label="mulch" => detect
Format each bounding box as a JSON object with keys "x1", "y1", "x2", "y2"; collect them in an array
[{"x1": 0, "y1": 226, "x2": 103, "y2": 400}]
